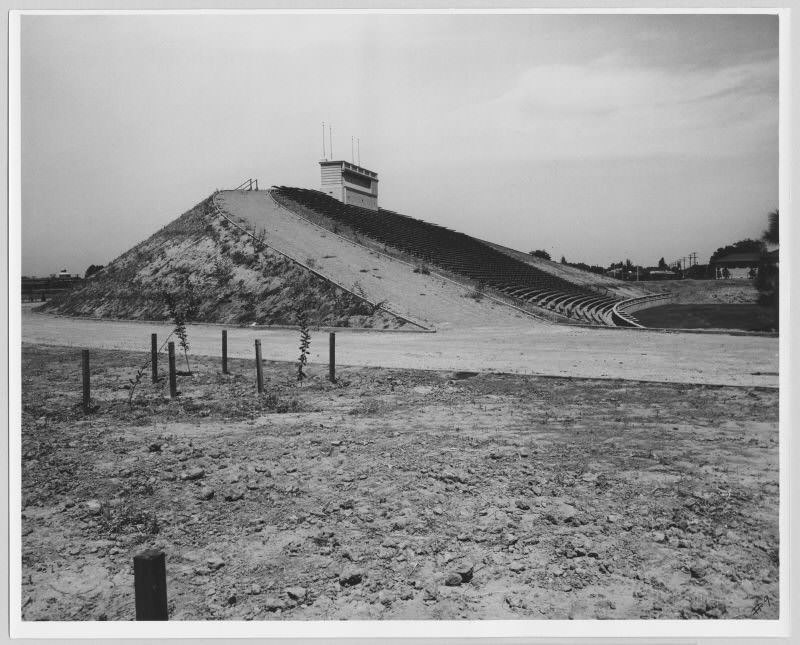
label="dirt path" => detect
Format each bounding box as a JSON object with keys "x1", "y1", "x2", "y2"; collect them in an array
[
  {"x1": 19, "y1": 346, "x2": 779, "y2": 621},
  {"x1": 21, "y1": 307, "x2": 778, "y2": 388}
]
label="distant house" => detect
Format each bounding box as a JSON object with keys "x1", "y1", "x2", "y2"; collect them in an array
[
  {"x1": 711, "y1": 251, "x2": 761, "y2": 279},
  {"x1": 647, "y1": 270, "x2": 678, "y2": 281},
  {"x1": 57, "y1": 269, "x2": 80, "y2": 279}
]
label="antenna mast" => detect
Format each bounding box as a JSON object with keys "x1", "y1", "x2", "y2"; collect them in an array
[
  {"x1": 351, "y1": 136, "x2": 354, "y2": 163},
  {"x1": 358, "y1": 138, "x2": 361, "y2": 165},
  {"x1": 329, "y1": 124, "x2": 333, "y2": 160},
  {"x1": 322, "y1": 121, "x2": 326, "y2": 159}
]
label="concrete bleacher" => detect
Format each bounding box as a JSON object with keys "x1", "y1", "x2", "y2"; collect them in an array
[{"x1": 272, "y1": 186, "x2": 627, "y2": 325}]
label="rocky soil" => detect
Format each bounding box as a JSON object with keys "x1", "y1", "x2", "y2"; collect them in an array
[{"x1": 20, "y1": 344, "x2": 779, "y2": 621}]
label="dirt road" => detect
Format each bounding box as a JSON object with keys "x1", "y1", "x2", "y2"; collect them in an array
[{"x1": 21, "y1": 306, "x2": 778, "y2": 388}]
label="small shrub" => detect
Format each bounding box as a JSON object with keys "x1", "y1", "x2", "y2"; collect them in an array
[
  {"x1": 296, "y1": 311, "x2": 311, "y2": 382},
  {"x1": 212, "y1": 256, "x2": 234, "y2": 285},
  {"x1": 230, "y1": 250, "x2": 250, "y2": 265},
  {"x1": 413, "y1": 264, "x2": 431, "y2": 275},
  {"x1": 163, "y1": 282, "x2": 200, "y2": 375},
  {"x1": 465, "y1": 281, "x2": 486, "y2": 301}
]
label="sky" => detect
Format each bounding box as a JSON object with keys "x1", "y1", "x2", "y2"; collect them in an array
[{"x1": 19, "y1": 12, "x2": 779, "y2": 276}]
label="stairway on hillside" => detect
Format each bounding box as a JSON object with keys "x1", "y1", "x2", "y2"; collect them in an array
[
  {"x1": 215, "y1": 190, "x2": 547, "y2": 331},
  {"x1": 271, "y1": 187, "x2": 628, "y2": 326}
]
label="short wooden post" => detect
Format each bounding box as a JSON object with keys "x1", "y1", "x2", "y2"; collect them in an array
[
  {"x1": 81, "y1": 350, "x2": 90, "y2": 410},
  {"x1": 133, "y1": 550, "x2": 168, "y2": 621},
  {"x1": 255, "y1": 339, "x2": 264, "y2": 393},
  {"x1": 222, "y1": 330, "x2": 228, "y2": 374},
  {"x1": 329, "y1": 332, "x2": 336, "y2": 383},
  {"x1": 168, "y1": 342, "x2": 177, "y2": 398},
  {"x1": 150, "y1": 334, "x2": 158, "y2": 383}
]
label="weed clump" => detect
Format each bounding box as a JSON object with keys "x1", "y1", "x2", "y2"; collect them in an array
[{"x1": 465, "y1": 281, "x2": 486, "y2": 301}]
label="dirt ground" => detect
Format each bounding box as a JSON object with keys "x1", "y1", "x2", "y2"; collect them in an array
[
  {"x1": 21, "y1": 306, "x2": 780, "y2": 388},
  {"x1": 634, "y1": 304, "x2": 777, "y2": 332},
  {"x1": 19, "y1": 344, "x2": 779, "y2": 621},
  {"x1": 644, "y1": 279, "x2": 760, "y2": 305}
]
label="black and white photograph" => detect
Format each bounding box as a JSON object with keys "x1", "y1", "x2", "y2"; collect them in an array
[{"x1": 9, "y1": 6, "x2": 790, "y2": 640}]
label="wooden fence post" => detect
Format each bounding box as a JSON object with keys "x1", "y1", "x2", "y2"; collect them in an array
[
  {"x1": 81, "y1": 350, "x2": 90, "y2": 411},
  {"x1": 222, "y1": 330, "x2": 228, "y2": 374},
  {"x1": 329, "y1": 332, "x2": 336, "y2": 383},
  {"x1": 133, "y1": 550, "x2": 168, "y2": 620},
  {"x1": 168, "y1": 342, "x2": 177, "y2": 398},
  {"x1": 151, "y1": 334, "x2": 158, "y2": 383},
  {"x1": 255, "y1": 339, "x2": 264, "y2": 393}
]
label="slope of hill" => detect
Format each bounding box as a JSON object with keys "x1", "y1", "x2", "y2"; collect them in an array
[
  {"x1": 38, "y1": 197, "x2": 409, "y2": 329},
  {"x1": 38, "y1": 184, "x2": 655, "y2": 330}
]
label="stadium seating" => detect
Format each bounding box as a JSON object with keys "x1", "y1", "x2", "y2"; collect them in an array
[{"x1": 272, "y1": 186, "x2": 627, "y2": 325}]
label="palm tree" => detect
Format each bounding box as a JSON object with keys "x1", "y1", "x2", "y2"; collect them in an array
[{"x1": 762, "y1": 210, "x2": 778, "y2": 246}]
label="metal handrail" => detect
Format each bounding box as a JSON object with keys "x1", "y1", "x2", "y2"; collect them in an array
[
  {"x1": 611, "y1": 292, "x2": 673, "y2": 327},
  {"x1": 233, "y1": 178, "x2": 259, "y2": 191}
]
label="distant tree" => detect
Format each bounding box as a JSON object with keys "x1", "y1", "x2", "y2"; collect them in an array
[
  {"x1": 685, "y1": 263, "x2": 710, "y2": 280},
  {"x1": 756, "y1": 210, "x2": 779, "y2": 322},
  {"x1": 566, "y1": 261, "x2": 607, "y2": 275},
  {"x1": 85, "y1": 264, "x2": 104, "y2": 278},
  {"x1": 625, "y1": 259, "x2": 634, "y2": 271},
  {"x1": 529, "y1": 249, "x2": 551, "y2": 261},
  {"x1": 658, "y1": 257, "x2": 668, "y2": 270},
  {"x1": 560, "y1": 255, "x2": 567, "y2": 264},
  {"x1": 762, "y1": 209, "x2": 778, "y2": 246},
  {"x1": 709, "y1": 239, "x2": 764, "y2": 265}
]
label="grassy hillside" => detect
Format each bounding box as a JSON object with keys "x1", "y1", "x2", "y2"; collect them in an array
[{"x1": 39, "y1": 197, "x2": 407, "y2": 329}]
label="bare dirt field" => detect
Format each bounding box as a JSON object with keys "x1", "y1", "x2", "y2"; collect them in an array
[{"x1": 20, "y1": 344, "x2": 778, "y2": 621}]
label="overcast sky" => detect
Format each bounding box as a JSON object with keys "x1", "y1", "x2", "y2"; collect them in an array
[{"x1": 20, "y1": 12, "x2": 778, "y2": 276}]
